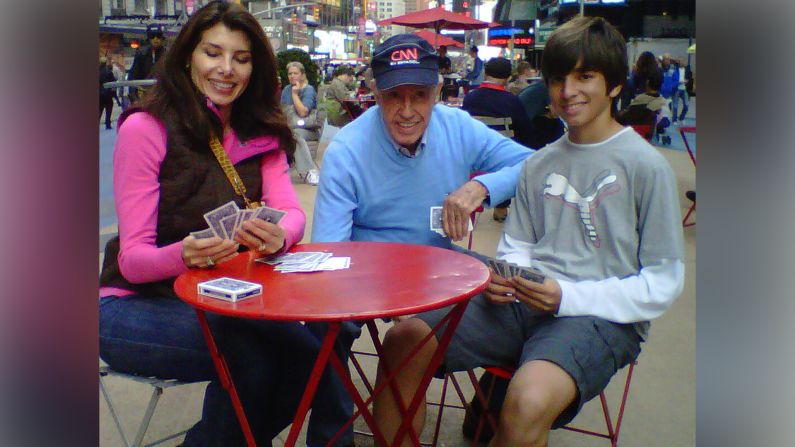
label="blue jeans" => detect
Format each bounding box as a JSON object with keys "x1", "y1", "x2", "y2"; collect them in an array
[
  {"x1": 100, "y1": 295, "x2": 351, "y2": 447},
  {"x1": 672, "y1": 88, "x2": 689, "y2": 121}
]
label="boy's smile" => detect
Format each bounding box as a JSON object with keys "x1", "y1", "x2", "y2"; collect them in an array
[{"x1": 549, "y1": 63, "x2": 623, "y2": 144}]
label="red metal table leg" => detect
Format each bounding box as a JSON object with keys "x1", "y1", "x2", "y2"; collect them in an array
[
  {"x1": 325, "y1": 342, "x2": 391, "y2": 447},
  {"x1": 323, "y1": 319, "x2": 423, "y2": 447},
  {"x1": 392, "y1": 300, "x2": 470, "y2": 446},
  {"x1": 195, "y1": 310, "x2": 257, "y2": 447},
  {"x1": 679, "y1": 127, "x2": 696, "y2": 227},
  {"x1": 328, "y1": 302, "x2": 470, "y2": 447},
  {"x1": 682, "y1": 202, "x2": 696, "y2": 227},
  {"x1": 284, "y1": 322, "x2": 342, "y2": 447}
]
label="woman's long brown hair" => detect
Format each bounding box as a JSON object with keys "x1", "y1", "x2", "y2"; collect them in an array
[{"x1": 141, "y1": 0, "x2": 295, "y2": 162}]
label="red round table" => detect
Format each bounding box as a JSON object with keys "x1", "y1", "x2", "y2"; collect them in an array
[
  {"x1": 174, "y1": 241, "x2": 490, "y2": 447},
  {"x1": 341, "y1": 98, "x2": 376, "y2": 119}
]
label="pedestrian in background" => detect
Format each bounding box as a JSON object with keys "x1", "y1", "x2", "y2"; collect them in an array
[
  {"x1": 110, "y1": 54, "x2": 125, "y2": 107},
  {"x1": 325, "y1": 65, "x2": 357, "y2": 127},
  {"x1": 463, "y1": 57, "x2": 536, "y2": 222},
  {"x1": 280, "y1": 61, "x2": 321, "y2": 184},
  {"x1": 99, "y1": 56, "x2": 116, "y2": 130},
  {"x1": 672, "y1": 58, "x2": 690, "y2": 123},
  {"x1": 128, "y1": 23, "x2": 165, "y2": 104},
  {"x1": 463, "y1": 45, "x2": 484, "y2": 92},
  {"x1": 660, "y1": 53, "x2": 679, "y2": 100},
  {"x1": 506, "y1": 61, "x2": 536, "y2": 95},
  {"x1": 619, "y1": 51, "x2": 659, "y2": 110}
]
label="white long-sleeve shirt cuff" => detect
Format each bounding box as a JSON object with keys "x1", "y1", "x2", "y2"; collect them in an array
[{"x1": 497, "y1": 233, "x2": 684, "y2": 323}]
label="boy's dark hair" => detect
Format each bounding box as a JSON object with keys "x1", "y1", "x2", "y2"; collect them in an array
[
  {"x1": 541, "y1": 16, "x2": 628, "y2": 113},
  {"x1": 645, "y1": 69, "x2": 663, "y2": 92}
]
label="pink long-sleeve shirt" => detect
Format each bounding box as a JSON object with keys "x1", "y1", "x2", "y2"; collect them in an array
[{"x1": 100, "y1": 111, "x2": 306, "y2": 298}]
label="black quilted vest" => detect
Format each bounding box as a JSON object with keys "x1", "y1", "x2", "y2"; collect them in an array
[{"x1": 100, "y1": 117, "x2": 263, "y2": 298}]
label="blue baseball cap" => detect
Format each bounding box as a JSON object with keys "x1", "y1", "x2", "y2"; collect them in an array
[
  {"x1": 146, "y1": 23, "x2": 164, "y2": 39},
  {"x1": 371, "y1": 34, "x2": 439, "y2": 91}
]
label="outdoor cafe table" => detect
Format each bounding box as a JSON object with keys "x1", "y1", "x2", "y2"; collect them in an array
[
  {"x1": 174, "y1": 241, "x2": 491, "y2": 447},
  {"x1": 341, "y1": 97, "x2": 377, "y2": 119}
]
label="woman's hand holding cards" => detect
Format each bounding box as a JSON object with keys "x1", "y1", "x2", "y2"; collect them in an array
[
  {"x1": 182, "y1": 235, "x2": 240, "y2": 268},
  {"x1": 235, "y1": 218, "x2": 285, "y2": 255}
]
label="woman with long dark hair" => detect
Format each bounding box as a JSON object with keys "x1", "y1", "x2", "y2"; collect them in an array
[
  {"x1": 620, "y1": 50, "x2": 660, "y2": 110},
  {"x1": 99, "y1": 2, "x2": 342, "y2": 445}
]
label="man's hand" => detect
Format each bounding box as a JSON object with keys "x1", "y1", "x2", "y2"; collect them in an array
[
  {"x1": 484, "y1": 268, "x2": 516, "y2": 305},
  {"x1": 443, "y1": 180, "x2": 488, "y2": 241},
  {"x1": 510, "y1": 276, "x2": 562, "y2": 314}
]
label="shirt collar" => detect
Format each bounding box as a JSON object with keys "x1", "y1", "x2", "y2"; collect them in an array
[
  {"x1": 393, "y1": 131, "x2": 428, "y2": 158},
  {"x1": 479, "y1": 82, "x2": 507, "y2": 92}
]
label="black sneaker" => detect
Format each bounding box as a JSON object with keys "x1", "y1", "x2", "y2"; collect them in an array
[{"x1": 461, "y1": 372, "x2": 510, "y2": 443}]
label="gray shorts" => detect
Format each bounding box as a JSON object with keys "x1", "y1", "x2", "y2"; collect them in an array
[{"x1": 416, "y1": 294, "x2": 642, "y2": 427}]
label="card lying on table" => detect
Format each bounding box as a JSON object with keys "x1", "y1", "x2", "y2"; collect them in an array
[{"x1": 198, "y1": 277, "x2": 262, "y2": 302}]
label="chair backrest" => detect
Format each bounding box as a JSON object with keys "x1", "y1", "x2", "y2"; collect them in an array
[
  {"x1": 472, "y1": 116, "x2": 514, "y2": 138},
  {"x1": 618, "y1": 105, "x2": 656, "y2": 142},
  {"x1": 630, "y1": 124, "x2": 654, "y2": 141}
]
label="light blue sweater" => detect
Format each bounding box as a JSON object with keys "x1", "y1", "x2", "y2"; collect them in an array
[{"x1": 312, "y1": 104, "x2": 533, "y2": 248}]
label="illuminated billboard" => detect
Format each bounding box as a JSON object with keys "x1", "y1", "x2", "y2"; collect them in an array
[
  {"x1": 487, "y1": 25, "x2": 535, "y2": 48},
  {"x1": 560, "y1": 0, "x2": 625, "y2": 3}
]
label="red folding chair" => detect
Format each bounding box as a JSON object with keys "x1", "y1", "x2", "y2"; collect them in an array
[
  {"x1": 679, "y1": 126, "x2": 696, "y2": 227},
  {"x1": 433, "y1": 361, "x2": 637, "y2": 447},
  {"x1": 630, "y1": 124, "x2": 654, "y2": 142}
]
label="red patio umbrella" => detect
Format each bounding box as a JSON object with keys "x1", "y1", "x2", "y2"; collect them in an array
[
  {"x1": 413, "y1": 29, "x2": 464, "y2": 48},
  {"x1": 377, "y1": 6, "x2": 495, "y2": 33}
]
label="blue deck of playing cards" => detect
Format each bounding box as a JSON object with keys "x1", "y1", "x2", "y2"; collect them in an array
[{"x1": 198, "y1": 277, "x2": 262, "y2": 302}]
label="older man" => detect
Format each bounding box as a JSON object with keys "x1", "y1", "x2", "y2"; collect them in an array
[
  {"x1": 313, "y1": 34, "x2": 532, "y2": 244},
  {"x1": 310, "y1": 33, "x2": 533, "y2": 443}
]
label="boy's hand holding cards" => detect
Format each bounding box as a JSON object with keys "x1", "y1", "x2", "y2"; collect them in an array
[
  {"x1": 192, "y1": 200, "x2": 287, "y2": 240},
  {"x1": 487, "y1": 257, "x2": 546, "y2": 284},
  {"x1": 430, "y1": 206, "x2": 473, "y2": 237},
  {"x1": 486, "y1": 257, "x2": 546, "y2": 304}
]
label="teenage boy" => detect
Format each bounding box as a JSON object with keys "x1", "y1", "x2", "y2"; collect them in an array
[{"x1": 372, "y1": 16, "x2": 685, "y2": 447}]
